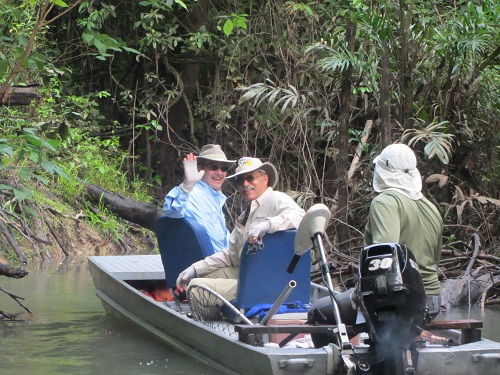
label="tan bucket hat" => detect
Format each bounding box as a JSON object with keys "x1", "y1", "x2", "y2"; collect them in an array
[
  {"x1": 226, "y1": 157, "x2": 278, "y2": 189},
  {"x1": 197, "y1": 144, "x2": 235, "y2": 166}
]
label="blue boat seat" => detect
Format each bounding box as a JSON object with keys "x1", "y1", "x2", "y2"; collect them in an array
[
  {"x1": 235, "y1": 229, "x2": 311, "y2": 311},
  {"x1": 156, "y1": 216, "x2": 215, "y2": 288}
]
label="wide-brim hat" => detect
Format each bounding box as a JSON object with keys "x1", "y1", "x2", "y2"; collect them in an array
[
  {"x1": 196, "y1": 144, "x2": 235, "y2": 166},
  {"x1": 372, "y1": 143, "x2": 423, "y2": 200},
  {"x1": 226, "y1": 157, "x2": 278, "y2": 189}
]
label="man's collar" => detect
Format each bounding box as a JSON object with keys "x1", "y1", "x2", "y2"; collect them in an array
[
  {"x1": 198, "y1": 180, "x2": 225, "y2": 197},
  {"x1": 251, "y1": 186, "x2": 273, "y2": 206}
]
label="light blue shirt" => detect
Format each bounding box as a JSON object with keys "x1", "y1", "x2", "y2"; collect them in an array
[{"x1": 162, "y1": 181, "x2": 229, "y2": 253}]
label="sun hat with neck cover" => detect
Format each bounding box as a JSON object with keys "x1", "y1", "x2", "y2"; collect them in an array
[
  {"x1": 196, "y1": 144, "x2": 235, "y2": 166},
  {"x1": 226, "y1": 157, "x2": 278, "y2": 189},
  {"x1": 372, "y1": 144, "x2": 423, "y2": 200}
]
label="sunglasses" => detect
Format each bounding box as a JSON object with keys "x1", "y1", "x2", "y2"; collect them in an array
[
  {"x1": 204, "y1": 164, "x2": 229, "y2": 172},
  {"x1": 235, "y1": 173, "x2": 265, "y2": 185}
]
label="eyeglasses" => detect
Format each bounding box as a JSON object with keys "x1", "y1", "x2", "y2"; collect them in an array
[
  {"x1": 204, "y1": 164, "x2": 229, "y2": 172},
  {"x1": 235, "y1": 173, "x2": 266, "y2": 186}
]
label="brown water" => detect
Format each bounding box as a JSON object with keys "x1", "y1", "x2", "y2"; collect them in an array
[{"x1": 0, "y1": 258, "x2": 499, "y2": 375}]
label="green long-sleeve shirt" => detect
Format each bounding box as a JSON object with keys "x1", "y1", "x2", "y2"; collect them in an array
[{"x1": 364, "y1": 191, "x2": 443, "y2": 295}]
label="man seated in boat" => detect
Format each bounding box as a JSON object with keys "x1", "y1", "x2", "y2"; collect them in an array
[
  {"x1": 308, "y1": 144, "x2": 443, "y2": 347},
  {"x1": 163, "y1": 144, "x2": 235, "y2": 254},
  {"x1": 174, "y1": 157, "x2": 305, "y2": 304}
]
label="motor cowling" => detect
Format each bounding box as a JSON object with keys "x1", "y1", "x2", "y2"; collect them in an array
[{"x1": 357, "y1": 243, "x2": 426, "y2": 351}]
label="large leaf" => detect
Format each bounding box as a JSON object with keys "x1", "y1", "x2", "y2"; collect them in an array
[
  {"x1": 424, "y1": 140, "x2": 450, "y2": 164},
  {"x1": 239, "y1": 84, "x2": 267, "y2": 104},
  {"x1": 223, "y1": 20, "x2": 234, "y2": 36},
  {"x1": 0, "y1": 184, "x2": 13, "y2": 191},
  {"x1": 19, "y1": 167, "x2": 33, "y2": 180},
  {"x1": 425, "y1": 174, "x2": 449, "y2": 188},
  {"x1": 0, "y1": 59, "x2": 8, "y2": 77},
  {"x1": 40, "y1": 160, "x2": 69, "y2": 180},
  {"x1": 0, "y1": 144, "x2": 14, "y2": 156},
  {"x1": 52, "y1": 0, "x2": 69, "y2": 7},
  {"x1": 475, "y1": 196, "x2": 500, "y2": 206},
  {"x1": 13, "y1": 187, "x2": 31, "y2": 202}
]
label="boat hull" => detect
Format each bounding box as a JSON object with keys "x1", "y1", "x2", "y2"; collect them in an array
[
  {"x1": 88, "y1": 255, "x2": 500, "y2": 375},
  {"x1": 88, "y1": 255, "x2": 339, "y2": 375}
]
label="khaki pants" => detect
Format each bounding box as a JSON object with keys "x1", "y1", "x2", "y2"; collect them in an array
[{"x1": 188, "y1": 267, "x2": 239, "y2": 306}]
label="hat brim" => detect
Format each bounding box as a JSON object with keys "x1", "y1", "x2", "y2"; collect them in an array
[
  {"x1": 226, "y1": 162, "x2": 278, "y2": 189},
  {"x1": 197, "y1": 155, "x2": 236, "y2": 166}
]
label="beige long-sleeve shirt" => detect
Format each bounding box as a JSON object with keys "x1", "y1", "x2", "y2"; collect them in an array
[{"x1": 191, "y1": 187, "x2": 305, "y2": 277}]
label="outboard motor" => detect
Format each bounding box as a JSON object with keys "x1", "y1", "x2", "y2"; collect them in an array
[{"x1": 356, "y1": 243, "x2": 427, "y2": 374}]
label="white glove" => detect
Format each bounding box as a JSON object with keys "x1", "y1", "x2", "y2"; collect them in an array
[
  {"x1": 180, "y1": 158, "x2": 204, "y2": 193},
  {"x1": 247, "y1": 220, "x2": 271, "y2": 240},
  {"x1": 176, "y1": 265, "x2": 197, "y2": 288}
]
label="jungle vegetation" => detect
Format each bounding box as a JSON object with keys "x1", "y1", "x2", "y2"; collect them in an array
[{"x1": 1, "y1": 0, "x2": 499, "y2": 301}]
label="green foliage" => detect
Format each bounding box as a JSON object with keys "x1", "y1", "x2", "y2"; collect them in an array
[
  {"x1": 77, "y1": 2, "x2": 141, "y2": 60},
  {"x1": 284, "y1": 2, "x2": 314, "y2": 16},
  {"x1": 55, "y1": 127, "x2": 151, "y2": 203},
  {"x1": 403, "y1": 120, "x2": 455, "y2": 165},
  {"x1": 1, "y1": 2, "x2": 41, "y2": 79},
  {"x1": 238, "y1": 80, "x2": 309, "y2": 113},
  {"x1": 2, "y1": 0, "x2": 499, "y2": 253},
  {"x1": 0, "y1": 106, "x2": 69, "y2": 198},
  {"x1": 221, "y1": 14, "x2": 248, "y2": 36}
]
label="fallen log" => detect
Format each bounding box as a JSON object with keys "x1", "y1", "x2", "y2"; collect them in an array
[
  {"x1": 0, "y1": 84, "x2": 41, "y2": 106},
  {"x1": 440, "y1": 268, "x2": 496, "y2": 307},
  {"x1": 0, "y1": 262, "x2": 28, "y2": 278},
  {"x1": 480, "y1": 278, "x2": 500, "y2": 308},
  {"x1": 84, "y1": 184, "x2": 161, "y2": 232}
]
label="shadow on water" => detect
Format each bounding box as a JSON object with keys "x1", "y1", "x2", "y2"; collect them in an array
[{"x1": 0, "y1": 258, "x2": 220, "y2": 375}]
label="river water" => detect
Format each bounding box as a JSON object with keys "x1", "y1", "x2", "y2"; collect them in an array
[
  {"x1": 0, "y1": 258, "x2": 499, "y2": 375},
  {"x1": 0, "y1": 258, "x2": 219, "y2": 375}
]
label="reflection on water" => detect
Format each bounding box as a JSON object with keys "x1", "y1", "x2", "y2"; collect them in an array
[
  {"x1": 0, "y1": 259, "x2": 219, "y2": 375},
  {"x1": 0, "y1": 258, "x2": 499, "y2": 375}
]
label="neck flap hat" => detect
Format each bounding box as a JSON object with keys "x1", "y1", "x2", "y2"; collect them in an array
[{"x1": 373, "y1": 144, "x2": 423, "y2": 200}]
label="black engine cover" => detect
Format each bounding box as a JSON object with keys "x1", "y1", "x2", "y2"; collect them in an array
[{"x1": 357, "y1": 243, "x2": 426, "y2": 350}]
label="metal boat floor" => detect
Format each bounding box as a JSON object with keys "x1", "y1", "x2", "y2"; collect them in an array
[{"x1": 164, "y1": 300, "x2": 238, "y2": 338}]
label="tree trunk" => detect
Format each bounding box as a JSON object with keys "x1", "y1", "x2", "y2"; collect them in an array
[
  {"x1": 379, "y1": 40, "x2": 391, "y2": 147},
  {"x1": 398, "y1": 1, "x2": 414, "y2": 128},
  {"x1": 155, "y1": 0, "x2": 211, "y2": 191},
  {"x1": 335, "y1": 19, "x2": 357, "y2": 248}
]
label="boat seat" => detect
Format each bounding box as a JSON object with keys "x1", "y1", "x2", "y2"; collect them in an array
[
  {"x1": 235, "y1": 324, "x2": 340, "y2": 347},
  {"x1": 156, "y1": 216, "x2": 215, "y2": 288},
  {"x1": 424, "y1": 319, "x2": 482, "y2": 344},
  {"x1": 234, "y1": 229, "x2": 311, "y2": 312}
]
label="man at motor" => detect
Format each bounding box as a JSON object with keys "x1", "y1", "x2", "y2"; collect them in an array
[{"x1": 308, "y1": 144, "x2": 443, "y2": 347}]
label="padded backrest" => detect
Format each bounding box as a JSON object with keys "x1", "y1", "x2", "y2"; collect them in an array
[
  {"x1": 236, "y1": 229, "x2": 311, "y2": 310},
  {"x1": 156, "y1": 216, "x2": 215, "y2": 288}
]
